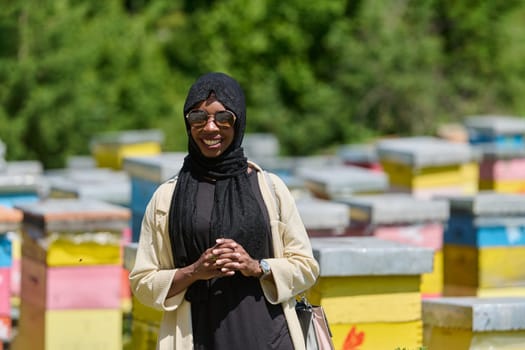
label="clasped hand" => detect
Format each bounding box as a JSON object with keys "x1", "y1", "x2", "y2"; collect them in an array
[{"x1": 195, "y1": 238, "x2": 260, "y2": 280}]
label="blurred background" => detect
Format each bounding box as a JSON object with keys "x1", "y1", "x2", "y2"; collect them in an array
[{"x1": 2, "y1": 0, "x2": 525, "y2": 169}]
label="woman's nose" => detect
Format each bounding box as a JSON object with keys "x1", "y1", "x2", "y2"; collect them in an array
[{"x1": 202, "y1": 117, "x2": 220, "y2": 131}]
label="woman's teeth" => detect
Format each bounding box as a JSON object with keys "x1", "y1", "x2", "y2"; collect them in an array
[{"x1": 203, "y1": 139, "x2": 220, "y2": 146}]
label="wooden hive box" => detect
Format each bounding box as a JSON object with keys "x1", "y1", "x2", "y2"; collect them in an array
[
  {"x1": 423, "y1": 296, "x2": 525, "y2": 349},
  {"x1": 376, "y1": 136, "x2": 478, "y2": 198},
  {"x1": 443, "y1": 192, "x2": 525, "y2": 297},
  {"x1": 310, "y1": 237, "x2": 433, "y2": 350},
  {"x1": 340, "y1": 193, "x2": 449, "y2": 297}
]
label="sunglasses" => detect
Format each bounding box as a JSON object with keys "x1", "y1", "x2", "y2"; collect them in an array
[{"x1": 186, "y1": 109, "x2": 236, "y2": 129}]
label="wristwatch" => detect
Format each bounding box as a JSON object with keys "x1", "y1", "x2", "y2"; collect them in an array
[{"x1": 259, "y1": 259, "x2": 271, "y2": 278}]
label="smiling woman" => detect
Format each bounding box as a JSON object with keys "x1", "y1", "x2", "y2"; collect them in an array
[
  {"x1": 129, "y1": 72, "x2": 319, "y2": 350},
  {"x1": 187, "y1": 94, "x2": 235, "y2": 158}
]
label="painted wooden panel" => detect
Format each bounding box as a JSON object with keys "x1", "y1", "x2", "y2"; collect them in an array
[
  {"x1": 131, "y1": 296, "x2": 163, "y2": 326},
  {"x1": 423, "y1": 296, "x2": 525, "y2": 349},
  {"x1": 22, "y1": 230, "x2": 122, "y2": 267},
  {"x1": 15, "y1": 303, "x2": 122, "y2": 350},
  {"x1": 381, "y1": 160, "x2": 478, "y2": 188},
  {"x1": 130, "y1": 319, "x2": 159, "y2": 350},
  {"x1": 427, "y1": 327, "x2": 525, "y2": 350},
  {"x1": 21, "y1": 258, "x2": 121, "y2": 310},
  {"x1": 0, "y1": 236, "x2": 10, "y2": 267},
  {"x1": 0, "y1": 268, "x2": 10, "y2": 316},
  {"x1": 445, "y1": 215, "x2": 525, "y2": 247},
  {"x1": 421, "y1": 250, "x2": 443, "y2": 296},
  {"x1": 308, "y1": 276, "x2": 421, "y2": 324},
  {"x1": 479, "y1": 158, "x2": 525, "y2": 180},
  {"x1": 444, "y1": 245, "x2": 525, "y2": 288},
  {"x1": 443, "y1": 285, "x2": 525, "y2": 297},
  {"x1": 93, "y1": 142, "x2": 162, "y2": 170},
  {"x1": 331, "y1": 320, "x2": 422, "y2": 350},
  {"x1": 373, "y1": 223, "x2": 444, "y2": 250},
  {"x1": 479, "y1": 179, "x2": 525, "y2": 193}
]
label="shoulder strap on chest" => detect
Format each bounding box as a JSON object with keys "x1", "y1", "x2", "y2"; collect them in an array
[{"x1": 263, "y1": 171, "x2": 280, "y2": 220}]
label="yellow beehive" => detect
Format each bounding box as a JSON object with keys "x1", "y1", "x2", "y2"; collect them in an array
[
  {"x1": 90, "y1": 129, "x2": 164, "y2": 170},
  {"x1": 310, "y1": 237, "x2": 433, "y2": 350},
  {"x1": 13, "y1": 304, "x2": 122, "y2": 350},
  {"x1": 376, "y1": 136, "x2": 478, "y2": 197},
  {"x1": 423, "y1": 297, "x2": 525, "y2": 350}
]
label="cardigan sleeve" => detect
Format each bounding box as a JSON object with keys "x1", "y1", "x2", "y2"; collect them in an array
[
  {"x1": 260, "y1": 173, "x2": 320, "y2": 304},
  {"x1": 129, "y1": 180, "x2": 186, "y2": 312}
]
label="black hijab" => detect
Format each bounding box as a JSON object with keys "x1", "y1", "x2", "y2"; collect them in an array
[{"x1": 168, "y1": 72, "x2": 269, "y2": 276}]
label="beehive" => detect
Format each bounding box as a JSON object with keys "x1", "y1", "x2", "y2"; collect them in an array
[
  {"x1": 376, "y1": 136, "x2": 478, "y2": 198},
  {"x1": 423, "y1": 296, "x2": 525, "y2": 349},
  {"x1": 310, "y1": 237, "x2": 433, "y2": 350},
  {"x1": 340, "y1": 193, "x2": 449, "y2": 297},
  {"x1": 13, "y1": 198, "x2": 130, "y2": 350},
  {"x1": 443, "y1": 192, "x2": 525, "y2": 297}
]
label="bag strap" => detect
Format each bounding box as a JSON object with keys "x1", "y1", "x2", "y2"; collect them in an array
[{"x1": 264, "y1": 170, "x2": 281, "y2": 221}]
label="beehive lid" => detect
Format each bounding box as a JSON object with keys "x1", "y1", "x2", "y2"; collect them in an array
[
  {"x1": 337, "y1": 144, "x2": 379, "y2": 163},
  {"x1": 376, "y1": 136, "x2": 475, "y2": 168},
  {"x1": 15, "y1": 198, "x2": 131, "y2": 232},
  {"x1": 475, "y1": 144, "x2": 525, "y2": 160},
  {"x1": 123, "y1": 152, "x2": 186, "y2": 183},
  {"x1": 464, "y1": 115, "x2": 525, "y2": 135},
  {"x1": 91, "y1": 129, "x2": 165, "y2": 146},
  {"x1": 0, "y1": 205, "x2": 23, "y2": 232},
  {"x1": 310, "y1": 237, "x2": 433, "y2": 276},
  {"x1": 423, "y1": 297, "x2": 525, "y2": 331},
  {"x1": 50, "y1": 181, "x2": 131, "y2": 207},
  {"x1": 296, "y1": 198, "x2": 349, "y2": 230},
  {"x1": 340, "y1": 193, "x2": 449, "y2": 225},
  {"x1": 0, "y1": 160, "x2": 44, "y2": 193},
  {"x1": 297, "y1": 165, "x2": 388, "y2": 198},
  {"x1": 442, "y1": 192, "x2": 525, "y2": 216}
]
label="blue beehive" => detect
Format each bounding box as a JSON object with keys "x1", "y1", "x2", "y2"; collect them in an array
[{"x1": 123, "y1": 153, "x2": 185, "y2": 242}]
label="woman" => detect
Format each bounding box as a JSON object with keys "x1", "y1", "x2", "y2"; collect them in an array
[{"x1": 130, "y1": 72, "x2": 319, "y2": 350}]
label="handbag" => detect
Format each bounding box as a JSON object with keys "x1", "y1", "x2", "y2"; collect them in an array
[{"x1": 296, "y1": 296, "x2": 335, "y2": 350}]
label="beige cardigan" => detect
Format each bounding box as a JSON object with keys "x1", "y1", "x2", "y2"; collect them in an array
[{"x1": 129, "y1": 162, "x2": 320, "y2": 350}]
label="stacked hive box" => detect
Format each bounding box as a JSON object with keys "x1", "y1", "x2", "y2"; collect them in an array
[
  {"x1": 12, "y1": 198, "x2": 130, "y2": 350},
  {"x1": 45, "y1": 167, "x2": 133, "y2": 312},
  {"x1": 309, "y1": 237, "x2": 433, "y2": 350},
  {"x1": 0, "y1": 160, "x2": 43, "y2": 207},
  {"x1": 465, "y1": 115, "x2": 525, "y2": 148},
  {"x1": 0, "y1": 161, "x2": 43, "y2": 312},
  {"x1": 339, "y1": 194, "x2": 449, "y2": 297},
  {"x1": 295, "y1": 197, "x2": 350, "y2": 237},
  {"x1": 376, "y1": 136, "x2": 478, "y2": 199},
  {"x1": 90, "y1": 129, "x2": 164, "y2": 170},
  {"x1": 45, "y1": 168, "x2": 131, "y2": 208},
  {"x1": 443, "y1": 193, "x2": 525, "y2": 297},
  {"x1": 296, "y1": 165, "x2": 388, "y2": 200},
  {"x1": 464, "y1": 115, "x2": 525, "y2": 193},
  {"x1": 124, "y1": 243, "x2": 162, "y2": 350},
  {"x1": 122, "y1": 152, "x2": 185, "y2": 242},
  {"x1": 423, "y1": 297, "x2": 525, "y2": 349},
  {"x1": 337, "y1": 144, "x2": 383, "y2": 172},
  {"x1": 0, "y1": 206, "x2": 22, "y2": 349}
]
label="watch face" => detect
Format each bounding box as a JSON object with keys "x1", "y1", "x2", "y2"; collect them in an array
[{"x1": 260, "y1": 259, "x2": 271, "y2": 274}]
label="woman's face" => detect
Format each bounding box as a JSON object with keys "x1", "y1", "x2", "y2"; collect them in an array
[{"x1": 189, "y1": 97, "x2": 235, "y2": 158}]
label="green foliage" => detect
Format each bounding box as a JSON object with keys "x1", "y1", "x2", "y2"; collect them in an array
[{"x1": 2, "y1": 0, "x2": 525, "y2": 167}]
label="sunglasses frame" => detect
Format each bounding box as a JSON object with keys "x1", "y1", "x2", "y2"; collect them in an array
[{"x1": 185, "y1": 109, "x2": 237, "y2": 129}]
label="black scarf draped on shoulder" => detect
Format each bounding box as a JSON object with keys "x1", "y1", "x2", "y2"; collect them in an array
[{"x1": 168, "y1": 73, "x2": 269, "y2": 298}]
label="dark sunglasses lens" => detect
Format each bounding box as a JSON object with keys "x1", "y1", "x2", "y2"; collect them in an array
[
  {"x1": 214, "y1": 111, "x2": 235, "y2": 127},
  {"x1": 187, "y1": 110, "x2": 208, "y2": 127}
]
